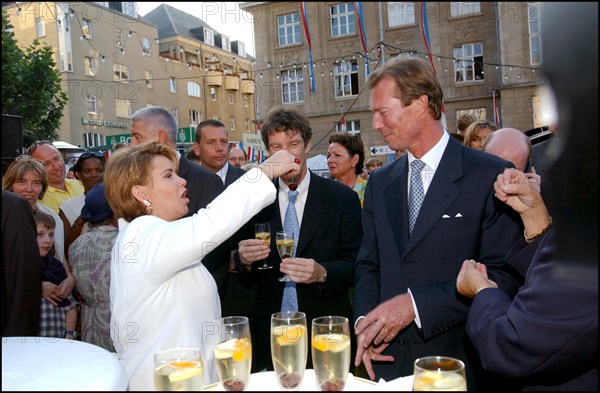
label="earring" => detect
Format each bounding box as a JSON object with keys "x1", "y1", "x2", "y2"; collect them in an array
[{"x1": 143, "y1": 198, "x2": 151, "y2": 207}]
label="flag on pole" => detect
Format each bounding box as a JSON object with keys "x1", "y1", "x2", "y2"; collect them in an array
[
  {"x1": 356, "y1": 2, "x2": 370, "y2": 76},
  {"x1": 340, "y1": 105, "x2": 347, "y2": 131},
  {"x1": 493, "y1": 90, "x2": 502, "y2": 128},
  {"x1": 300, "y1": 2, "x2": 316, "y2": 93},
  {"x1": 420, "y1": 1, "x2": 446, "y2": 128}
]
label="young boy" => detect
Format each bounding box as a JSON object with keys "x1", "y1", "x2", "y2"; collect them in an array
[{"x1": 33, "y1": 210, "x2": 78, "y2": 339}]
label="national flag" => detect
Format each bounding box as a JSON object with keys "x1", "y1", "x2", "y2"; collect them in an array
[
  {"x1": 356, "y1": 2, "x2": 370, "y2": 76},
  {"x1": 300, "y1": 2, "x2": 316, "y2": 93},
  {"x1": 420, "y1": 2, "x2": 436, "y2": 73}
]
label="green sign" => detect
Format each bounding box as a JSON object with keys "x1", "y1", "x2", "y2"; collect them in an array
[
  {"x1": 106, "y1": 134, "x2": 132, "y2": 145},
  {"x1": 177, "y1": 127, "x2": 195, "y2": 143}
]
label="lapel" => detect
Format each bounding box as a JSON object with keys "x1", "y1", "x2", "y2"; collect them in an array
[
  {"x1": 403, "y1": 138, "x2": 464, "y2": 257},
  {"x1": 383, "y1": 157, "x2": 409, "y2": 257},
  {"x1": 296, "y1": 172, "x2": 329, "y2": 256}
]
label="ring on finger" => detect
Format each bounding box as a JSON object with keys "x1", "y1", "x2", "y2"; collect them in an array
[{"x1": 382, "y1": 326, "x2": 390, "y2": 334}]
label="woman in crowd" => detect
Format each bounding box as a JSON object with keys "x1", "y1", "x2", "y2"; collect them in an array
[
  {"x1": 463, "y1": 119, "x2": 498, "y2": 151},
  {"x1": 327, "y1": 132, "x2": 367, "y2": 206},
  {"x1": 103, "y1": 141, "x2": 298, "y2": 390}
]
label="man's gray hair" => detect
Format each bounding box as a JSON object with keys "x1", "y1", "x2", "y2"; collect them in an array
[{"x1": 131, "y1": 106, "x2": 178, "y2": 144}]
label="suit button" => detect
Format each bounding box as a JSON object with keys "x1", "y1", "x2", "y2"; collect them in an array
[{"x1": 397, "y1": 338, "x2": 406, "y2": 345}]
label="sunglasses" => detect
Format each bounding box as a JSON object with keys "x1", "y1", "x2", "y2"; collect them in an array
[{"x1": 79, "y1": 151, "x2": 105, "y2": 159}]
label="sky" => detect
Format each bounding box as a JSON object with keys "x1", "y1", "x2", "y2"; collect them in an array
[{"x1": 135, "y1": 2, "x2": 255, "y2": 56}]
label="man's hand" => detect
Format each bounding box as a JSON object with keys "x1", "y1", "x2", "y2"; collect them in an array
[
  {"x1": 280, "y1": 257, "x2": 324, "y2": 284},
  {"x1": 238, "y1": 239, "x2": 271, "y2": 267}
]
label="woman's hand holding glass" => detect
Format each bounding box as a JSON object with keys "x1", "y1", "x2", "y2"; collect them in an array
[
  {"x1": 271, "y1": 311, "x2": 308, "y2": 390},
  {"x1": 214, "y1": 316, "x2": 252, "y2": 391}
]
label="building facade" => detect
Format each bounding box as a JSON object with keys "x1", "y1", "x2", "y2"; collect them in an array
[
  {"x1": 241, "y1": 2, "x2": 552, "y2": 161},
  {"x1": 4, "y1": 2, "x2": 256, "y2": 150}
]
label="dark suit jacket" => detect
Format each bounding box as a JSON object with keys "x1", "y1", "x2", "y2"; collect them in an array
[
  {"x1": 467, "y1": 228, "x2": 598, "y2": 391},
  {"x1": 224, "y1": 164, "x2": 246, "y2": 188},
  {"x1": 353, "y1": 137, "x2": 523, "y2": 388},
  {"x1": 237, "y1": 172, "x2": 362, "y2": 370},
  {"x1": 178, "y1": 156, "x2": 229, "y2": 300},
  {"x1": 2, "y1": 191, "x2": 42, "y2": 336}
]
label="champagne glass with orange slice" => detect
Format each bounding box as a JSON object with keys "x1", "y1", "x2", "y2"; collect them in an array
[
  {"x1": 213, "y1": 316, "x2": 252, "y2": 391},
  {"x1": 153, "y1": 347, "x2": 204, "y2": 391},
  {"x1": 270, "y1": 311, "x2": 308, "y2": 390},
  {"x1": 311, "y1": 316, "x2": 351, "y2": 391}
]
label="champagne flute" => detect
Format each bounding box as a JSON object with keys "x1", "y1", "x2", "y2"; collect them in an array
[
  {"x1": 153, "y1": 347, "x2": 204, "y2": 391},
  {"x1": 271, "y1": 311, "x2": 308, "y2": 391},
  {"x1": 276, "y1": 231, "x2": 295, "y2": 282},
  {"x1": 213, "y1": 316, "x2": 252, "y2": 391},
  {"x1": 255, "y1": 223, "x2": 272, "y2": 270},
  {"x1": 412, "y1": 356, "x2": 467, "y2": 391},
  {"x1": 311, "y1": 316, "x2": 351, "y2": 391}
]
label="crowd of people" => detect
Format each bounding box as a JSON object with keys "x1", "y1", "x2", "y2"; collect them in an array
[{"x1": 2, "y1": 3, "x2": 596, "y2": 390}]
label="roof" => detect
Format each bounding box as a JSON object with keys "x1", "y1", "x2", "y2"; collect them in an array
[{"x1": 140, "y1": 4, "x2": 218, "y2": 42}]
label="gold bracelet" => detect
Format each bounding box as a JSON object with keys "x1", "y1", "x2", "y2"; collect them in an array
[{"x1": 524, "y1": 216, "x2": 552, "y2": 244}]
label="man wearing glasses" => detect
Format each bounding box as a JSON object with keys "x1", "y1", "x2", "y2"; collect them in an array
[{"x1": 28, "y1": 141, "x2": 84, "y2": 214}]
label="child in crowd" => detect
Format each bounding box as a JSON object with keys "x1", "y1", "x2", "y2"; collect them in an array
[{"x1": 33, "y1": 210, "x2": 78, "y2": 339}]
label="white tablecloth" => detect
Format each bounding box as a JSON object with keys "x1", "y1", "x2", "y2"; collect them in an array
[
  {"x1": 203, "y1": 369, "x2": 413, "y2": 391},
  {"x1": 2, "y1": 336, "x2": 128, "y2": 391}
]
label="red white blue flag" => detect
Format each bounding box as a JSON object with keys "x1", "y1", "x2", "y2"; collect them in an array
[
  {"x1": 356, "y1": 2, "x2": 370, "y2": 76},
  {"x1": 300, "y1": 2, "x2": 316, "y2": 93}
]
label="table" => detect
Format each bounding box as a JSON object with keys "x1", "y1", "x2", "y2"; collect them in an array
[
  {"x1": 202, "y1": 369, "x2": 413, "y2": 391},
  {"x1": 2, "y1": 336, "x2": 128, "y2": 391}
]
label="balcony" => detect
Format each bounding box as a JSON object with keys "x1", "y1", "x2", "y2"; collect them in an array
[
  {"x1": 225, "y1": 75, "x2": 240, "y2": 90},
  {"x1": 240, "y1": 79, "x2": 255, "y2": 95},
  {"x1": 205, "y1": 71, "x2": 223, "y2": 86}
]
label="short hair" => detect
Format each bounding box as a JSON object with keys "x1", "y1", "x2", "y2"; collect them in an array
[
  {"x1": 463, "y1": 120, "x2": 498, "y2": 147},
  {"x1": 2, "y1": 155, "x2": 49, "y2": 200},
  {"x1": 261, "y1": 107, "x2": 313, "y2": 149},
  {"x1": 104, "y1": 142, "x2": 179, "y2": 222},
  {"x1": 367, "y1": 57, "x2": 444, "y2": 120},
  {"x1": 328, "y1": 133, "x2": 365, "y2": 175},
  {"x1": 365, "y1": 157, "x2": 383, "y2": 169},
  {"x1": 27, "y1": 140, "x2": 55, "y2": 156},
  {"x1": 130, "y1": 106, "x2": 178, "y2": 144},
  {"x1": 111, "y1": 142, "x2": 128, "y2": 152},
  {"x1": 195, "y1": 119, "x2": 227, "y2": 142},
  {"x1": 185, "y1": 149, "x2": 201, "y2": 161},
  {"x1": 32, "y1": 209, "x2": 56, "y2": 229},
  {"x1": 456, "y1": 114, "x2": 478, "y2": 133},
  {"x1": 229, "y1": 146, "x2": 247, "y2": 159}
]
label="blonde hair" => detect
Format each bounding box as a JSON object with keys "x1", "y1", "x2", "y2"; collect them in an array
[
  {"x1": 2, "y1": 155, "x2": 49, "y2": 200},
  {"x1": 463, "y1": 120, "x2": 498, "y2": 147},
  {"x1": 103, "y1": 142, "x2": 178, "y2": 222}
]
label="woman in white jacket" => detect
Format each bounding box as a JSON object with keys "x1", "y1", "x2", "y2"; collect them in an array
[{"x1": 103, "y1": 142, "x2": 298, "y2": 391}]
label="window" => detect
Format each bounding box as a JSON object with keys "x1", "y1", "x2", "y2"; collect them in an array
[
  {"x1": 456, "y1": 108, "x2": 486, "y2": 121},
  {"x1": 454, "y1": 42, "x2": 484, "y2": 82},
  {"x1": 227, "y1": 93, "x2": 234, "y2": 104},
  {"x1": 278, "y1": 12, "x2": 301, "y2": 46},
  {"x1": 528, "y1": 2, "x2": 543, "y2": 65},
  {"x1": 330, "y1": 3, "x2": 355, "y2": 37},
  {"x1": 115, "y1": 29, "x2": 123, "y2": 48},
  {"x1": 230, "y1": 116, "x2": 236, "y2": 130},
  {"x1": 281, "y1": 69, "x2": 304, "y2": 103},
  {"x1": 188, "y1": 81, "x2": 201, "y2": 97},
  {"x1": 36, "y1": 17, "x2": 45, "y2": 37},
  {"x1": 210, "y1": 87, "x2": 217, "y2": 101},
  {"x1": 145, "y1": 71, "x2": 153, "y2": 88},
  {"x1": 83, "y1": 132, "x2": 105, "y2": 148},
  {"x1": 142, "y1": 37, "x2": 151, "y2": 55},
  {"x1": 334, "y1": 60, "x2": 359, "y2": 97},
  {"x1": 84, "y1": 57, "x2": 95, "y2": 77},
  {"x1": 244, "y1": 95, "x2": 249, "y2": 108},
  {"x1": 450, "y1": 2, "x2": 481, "y2": 17},
  {"x1": 190, "y1": 110, "x2": 202, "y2": 126},
  {"x1": 245, "y1": 119, "x2": 250, "y2": 131},
  {"x1": 336, "y1": 120, "x2": 361, "y2": 136},
  {"x1": 170, "y1": 77, "x2": 177, "y2": 93},
  {"x1": 222, "y1": 35, "x2": 231, "y2": 51},
  {"x1": 113, "y1": 63, "x2": 129, "y2": 81},
  {"x1": 237, "y1": 42, "x2": 246, "y2": 57},
  {"x1": 212, "y1": 114, "x2": 219, "y2": 120},
  {"x1": 60, "y1": 51, "x2": 73, "y2": 72},
  {"x1": 171, "y1": 107, "x2": 179, "y2": 125},
  {"x1": 86, "y1": 94, "x2": 97, "y2": 114},
  {"x1": 204, "y1": 28, "x2": 214, "y2": 45},
  {"x1": 115, "y1": 99, "x2": 132, "y2": 118},
  {"x1": 394, "y1": 51, "x2": 418, "y2": 60},
  {"x1": 82, "y1": 19, "x2": 92, "y2": 38},
  {"x1": 388, "y1": 2, "x2": 416, "y2": 27}
]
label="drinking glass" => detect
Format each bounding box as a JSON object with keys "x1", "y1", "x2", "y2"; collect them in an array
[
  {"x1": 276, "y1": 230, "x2": 295, "y2": 282},
  {"x1": 270, "y1": 311, "x2": 308, "y2": 390},
  {"x1": 213, "y1": 316, "x2": 252, "y2": 391},
  {"x1": 412, "y1": 356, "x2": 467, "y2": 391},
  {"x1": 153, "y1": 347, "x2": 204, "y2": 391},
  {"x1": 311, "y1": 316, "x2": 351, "y2": 391},
  {"x1": 255, "y1": 223, "x2": 272, "y2": 270}
]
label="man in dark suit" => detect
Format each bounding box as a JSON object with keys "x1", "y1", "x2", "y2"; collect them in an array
[
  {"x1": 2, "y1": 190, "x2": 42, "y2": 336},
  {"x1": 129, "y1": 107, "x2": 228, "y2": 299},
  {"x1": 236, "y1": 107, "x2": 362, "y2": 371},
  {"x1": 192, "y1": 120, "x2": 246, "y2": 187},
  {"x1": 353, "y1": 58, "x2": 522, "y2": 389}
]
